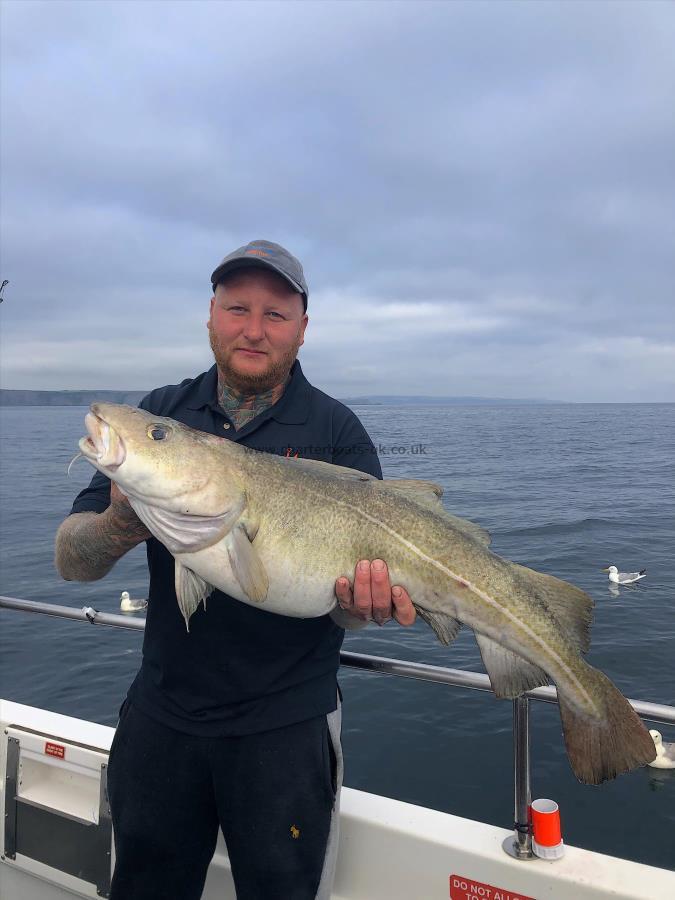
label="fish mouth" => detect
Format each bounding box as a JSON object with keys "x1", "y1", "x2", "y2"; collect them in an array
[{"x1": 79, "y1": 409, "x2": 126, "y2": 471}]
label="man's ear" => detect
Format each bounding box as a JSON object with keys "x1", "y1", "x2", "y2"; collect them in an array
[{"x1": 299, "y1": 313, "x2": 308, "y2": 347}]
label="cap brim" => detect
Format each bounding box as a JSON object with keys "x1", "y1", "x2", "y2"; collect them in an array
[{"x1": 211, "y1": 258, "x2": 305, "y2": 300}]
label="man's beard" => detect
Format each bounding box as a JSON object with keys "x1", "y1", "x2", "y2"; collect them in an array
[{"x1": 208, "y1": 325, "x2": 303, "y2": 395}]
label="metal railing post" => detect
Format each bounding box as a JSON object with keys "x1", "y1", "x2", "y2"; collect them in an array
[{"x1": 511, "y1": 696, "x2": 533, "y2": 859}]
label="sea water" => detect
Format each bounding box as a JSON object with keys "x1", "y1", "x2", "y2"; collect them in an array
[{"x1": 1, "y1": 403, "x2": 674, "y2": 870}]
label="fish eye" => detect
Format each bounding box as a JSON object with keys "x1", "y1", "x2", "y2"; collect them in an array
[{"x1": 147, "y1": 424, "x2": 169, "y2": 441}]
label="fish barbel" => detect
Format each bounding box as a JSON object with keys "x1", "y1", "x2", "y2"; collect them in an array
[{"x1": 79, "y1": 402, "x2": 656, "y2": 784}]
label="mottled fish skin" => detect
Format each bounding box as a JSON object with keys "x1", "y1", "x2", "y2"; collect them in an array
[{"x1": 79, "y1": 402, "x2": 656, "y2": 784}]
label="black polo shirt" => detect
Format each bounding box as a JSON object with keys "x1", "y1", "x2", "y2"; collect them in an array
[{"x1": 70, "y1": 361, "x2": 382, "y2": 736}]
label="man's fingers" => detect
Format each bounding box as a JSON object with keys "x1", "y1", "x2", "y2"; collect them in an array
[
  {"x1": 335, "y1": 563, "x2": 416, "y2": 627},
  {"x1": 353, "y1": 559, "x2": 373, "y2": 619},
  {"x1": 335, "y1": 577, "x2": 353, "y2": 610},
  {"x1": 391, "y1": 585, "x2": 416, "y2": 626},
  {"x1": 370, "y1": 559, "x2": 392, "y2": 625}
]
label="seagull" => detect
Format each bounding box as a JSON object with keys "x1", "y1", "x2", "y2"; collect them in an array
[
  {"x1": 602, "y1": 565, "x2": 646, "y2": 585},
  {"x1": 120, "y1": 590, "x2": 148, "y2": 612},
  {"x1": 647, "y1": 731, "x2": 675, "y2": 769}
]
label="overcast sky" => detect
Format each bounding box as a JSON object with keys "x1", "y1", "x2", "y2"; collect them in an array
[{"x1": 1, "y1": 0, "x2": 673, "y2": 401}]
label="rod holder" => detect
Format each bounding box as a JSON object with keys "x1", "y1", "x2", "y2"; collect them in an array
[{"x1": 510, "y1": 696, "x2": 533, "y2": 859}]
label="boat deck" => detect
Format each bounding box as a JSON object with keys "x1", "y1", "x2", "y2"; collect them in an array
[{"x1": 2, "y1": 698, "x2": 674, "y2": 900}]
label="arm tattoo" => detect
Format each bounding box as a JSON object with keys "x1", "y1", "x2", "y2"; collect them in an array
[{"x1": 55, "y1": 511, "x2": 149, "y2": 582}]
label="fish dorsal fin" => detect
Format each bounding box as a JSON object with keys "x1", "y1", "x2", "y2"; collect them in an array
[
  {"x1": 381, "y1": 479, "x2": 444, "y2": 504},
  {"x1": 509, "y1": 562, "x2": 593, "y2": 654},
  {"x1": 226, "y1": 522, "x2": 269, "y2": 603},
  {"x1": 281, "y1": 455, "x2": 378, "y2": 482},
  {"x1": 282, "y1": 461, "x2": 491, "y2": 547},
  {"x1": 443, "y1": 514, "x2": 491, "y2": 548},
  {"x1": 382, "y1": 480, "x2": 492, "y2": 548}
]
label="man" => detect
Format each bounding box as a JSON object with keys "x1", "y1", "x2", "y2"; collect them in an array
[{"x1": 55, "y1": 240, "x2": 416, "y2": 900}]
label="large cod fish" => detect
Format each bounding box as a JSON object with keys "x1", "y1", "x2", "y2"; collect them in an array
[{"x1": 79, "y1": 402, "x2": 655, "y2": 785}]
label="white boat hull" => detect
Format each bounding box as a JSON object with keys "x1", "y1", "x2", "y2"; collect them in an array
[{"x1": 1, "y1": 699, "x2": 673, "y2": 900}]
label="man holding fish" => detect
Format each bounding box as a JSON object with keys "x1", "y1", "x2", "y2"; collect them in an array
[{"x1": 56, "y1": 240, "x2": 414, "y2": 900}]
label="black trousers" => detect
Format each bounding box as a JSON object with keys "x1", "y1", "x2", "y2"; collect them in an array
[{"x1": 107, "y1": 701, "x2": 337, "y2": 900}]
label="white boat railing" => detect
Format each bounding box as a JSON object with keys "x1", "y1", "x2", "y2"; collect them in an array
[{"x1": 2, "y1": 593, "x2": 674, "y2": 862}]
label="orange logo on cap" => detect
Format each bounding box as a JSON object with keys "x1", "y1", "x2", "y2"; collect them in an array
[{"x1": 245, "y1": 249, "x2": 270, "y2": 257}]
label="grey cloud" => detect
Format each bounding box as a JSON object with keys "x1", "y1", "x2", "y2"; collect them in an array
[{"x1": 1, "y1": 0, "x2": 673, "y2": 399}]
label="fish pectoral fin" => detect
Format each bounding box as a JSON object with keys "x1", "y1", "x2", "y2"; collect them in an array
[
  {"x1": 226, "y1": 524, "x2": 269, "y2": 603},
  {"x1": 381, "y1": 480, "x2": 492, "y2": 548},
  {"x1": 474, "y1": 634, "x2": 549, "y2": 698},
  {"x1": 175, "y1": 561, "x2": 214, "y2": 631},
  {"x1": 240, "y1": 514, "x2": 260, "y2": 543},
  {"x1": 414, "y1": 605, "x2": 462, "y2": 646}
]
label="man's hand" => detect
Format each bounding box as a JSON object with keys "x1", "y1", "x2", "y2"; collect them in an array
[
  {"x1": 335, "y1": 559, "x2": 416, "y2": 626},
  {"x1": 107, "y1": 482, "x2": 151, "y2": 540}
]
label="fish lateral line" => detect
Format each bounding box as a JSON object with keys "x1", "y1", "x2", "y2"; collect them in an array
[{"x1": 305, "y1": 483, "x2": 596, "y2": 711}]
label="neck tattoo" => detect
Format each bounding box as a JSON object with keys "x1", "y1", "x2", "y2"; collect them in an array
[{"x1": 217, "y1": 373, "x2": 290, "y2": 430}]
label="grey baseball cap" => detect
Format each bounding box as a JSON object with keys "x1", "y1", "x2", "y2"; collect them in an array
[{"x1": 211, "y1": 239, "x2": 308, "y2": 310}]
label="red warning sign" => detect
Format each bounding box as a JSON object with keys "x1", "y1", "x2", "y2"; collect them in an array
[
  {"x1": 450, "y1": 874, "x2": 534, "y2": 900},
  {"x1": 45, "y1": 741, "x2": 66, "y2": 759}
]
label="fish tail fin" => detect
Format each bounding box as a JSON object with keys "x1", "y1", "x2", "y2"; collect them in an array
[{"x1": 558, "y1": 667, "x2": 656, "y2": 784}]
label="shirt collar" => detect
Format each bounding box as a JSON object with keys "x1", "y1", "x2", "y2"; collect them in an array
[
  {"x1": 185, "y1": 360, "x2": 310, "y2": 425},
  {"x1": 270, "y1": 360, "x2": 311, "y2": 425},
  {"x1": 185, "y1": 365, "x2": 219, "y2": 411}
]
